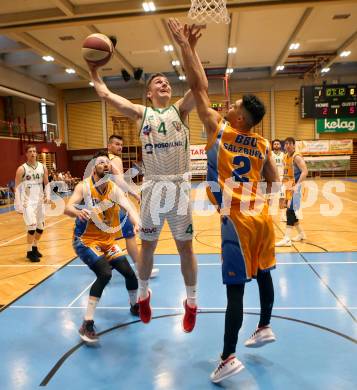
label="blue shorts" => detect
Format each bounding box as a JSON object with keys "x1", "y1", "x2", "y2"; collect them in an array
[
  {"x1": 73, "y1": 237, "x2": 124, "y2": 268},
  {"x1": 288, "y1": 189, "x2": 302, "y2": 211},
  {"x1": 119, "y1": 209, "x2": 135, "y2": 239}
]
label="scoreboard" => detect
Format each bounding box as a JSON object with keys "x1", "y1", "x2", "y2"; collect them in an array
[
  {"x1": 301, "y1": 84, "x2": 357, "y2": 118},
  {"x1": 211, "y1": 102, "x2": 226, "y2": 111}
]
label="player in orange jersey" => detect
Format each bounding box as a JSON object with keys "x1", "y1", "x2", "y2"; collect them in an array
[
  {"x1": 169, "y1": 19, "x2": 280, "y2": 383},
  {"x1": 65, "y1": 151, "x2": 141, "y2": 343},
  {"x1": 276, "y1": 137, "x2": 308, "y2": 246}
]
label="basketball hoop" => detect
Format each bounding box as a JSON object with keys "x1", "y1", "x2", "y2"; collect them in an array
[
  {"x1": 188, "y1": 0, "x2": 230, "y2": 24},
  {"x1": 54, "y1": 138, "x2": 62, "y2": 147}
]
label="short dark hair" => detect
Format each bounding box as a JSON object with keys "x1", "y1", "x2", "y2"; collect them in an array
[
  {"x1": 241, "y1": 95, "x2": 266, "y2": 128},
  {"x1": 272, "y1": 139, "x2": 280, "y2": 144},
  {"x1": 25, "y1": 144, "x2": 37, "y2": 152},
  {"x1": 93, "y1": 150, "x2": 109, "y2": 160},
  {"x1": 109, "y1": 134, "x2": 123, "y2": 143},
  {"x1": 146, "y1": 73, "x2": 168, "y2": 91},
  {"x1": 284, "y1": 137, "x2": 296, "y2": 145}
]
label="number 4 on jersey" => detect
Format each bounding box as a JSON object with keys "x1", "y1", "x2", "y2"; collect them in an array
[
  {"x1": 185, "y1": 224, "x2": 193, "y2": 234},
  {"x1": 158, "y1": 122, "x2": 167, "y2": 136}
]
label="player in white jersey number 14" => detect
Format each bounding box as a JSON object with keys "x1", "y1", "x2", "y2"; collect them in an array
[
  {"x1": 14, "y1": 144, "x2": 50, "y2": 262},
  {"x1": 272, "y1": 139, "x2": 286, "y2": 221}
]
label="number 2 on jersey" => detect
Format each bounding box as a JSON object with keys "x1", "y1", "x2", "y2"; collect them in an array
[{"x1": 232, "y1": 155, "x2": 251, "y2": 182}]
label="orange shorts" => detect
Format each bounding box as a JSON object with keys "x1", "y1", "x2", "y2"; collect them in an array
[
  {"x1": 73, "y1": 236, "x2": 126, "y2": 268},
  {"x1": 220, "y1": 204, "x2": 276, "y2": 284}
]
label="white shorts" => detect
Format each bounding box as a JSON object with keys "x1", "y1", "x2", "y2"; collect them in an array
[
  {"x1": 139, "y1": 177, "x2": 193, "y2": 241},
  {"x1": 23, "y1": 202, "x2": 45, "y2": 229}
]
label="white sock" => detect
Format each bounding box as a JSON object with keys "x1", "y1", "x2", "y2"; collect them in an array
[
  {"x1": 138, "y1": 279, "x2": 149, "y2": 300},
  {"x1": 27, "y1": 244, "x2": 33, "y2": 251},
  {"x1": 295, "y1": 224, "x2": 305, "y2": 236},
  {"x1": 84, "y1": 297, "x2": 99, "y2": 320},
  {"x1": 186, "y1": 285, "x2": 197, "y2": 307},
  {"x1": 128, "y1": 290, "x2": 138, "y2": 306},
  {"x1": 285, "y1": 226, "x2": 293, "y2": 240}
]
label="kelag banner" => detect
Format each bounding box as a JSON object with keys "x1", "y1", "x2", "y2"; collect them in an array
[{"x1": 316, "y1": 117, "x2": 357, "y2": 133}]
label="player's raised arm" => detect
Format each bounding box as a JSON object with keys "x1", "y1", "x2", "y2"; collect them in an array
[
  {"x1": 64, "y1": 182, "x2": 91, "y2": 221},
  {"x1": 174, "y1": 24, "x2": 209, "y2": 120},
  {"x1": 174, "y1": 89, "x2": 195, "y2": 125},
  {"x1": 168, "y1": 19, "x2": 220, "y2": 139},
  {"x1": 88, "y1": 65, "x2": 145, "y2": 122}
]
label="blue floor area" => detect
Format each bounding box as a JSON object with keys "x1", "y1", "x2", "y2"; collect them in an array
[
  {"x1": 1, "y1": 253, "x2": 356, "y2": 389},
  {"x1": 342, "y1": 177, "x2": 357, "y2": 183}
]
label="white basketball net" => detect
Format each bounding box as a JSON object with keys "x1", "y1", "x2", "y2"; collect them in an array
[
  {"x1": 188, "y1": 0, "x2": 230, "y2": 24},
  {"x1": 54, "y1": 138, "x2": 62, "y2": 147}
]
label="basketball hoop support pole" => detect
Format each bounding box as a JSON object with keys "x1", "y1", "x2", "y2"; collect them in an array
[
  {"x1": 224, "y1": 75, "x2": 229, "y2": 108},
  {"x1": 206, "y1": 72, "x2": 230, "y2": 109}
]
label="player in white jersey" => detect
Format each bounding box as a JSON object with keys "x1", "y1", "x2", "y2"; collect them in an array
[
  {"x1": 272, "y1": 139, "x2": 286, "y2": 221},
  {"x1": 107, "y1": 134, "x2": 159, "y2": 279},
  {"x1": 14, "y1": 144, "x2": 49, "y2": 262},
  {"x1": 88, "y1": 40, "x2": 206, "y2": 331},
  {"x1": 272, "y1": 139, "x2": 284, "y2": 179}
]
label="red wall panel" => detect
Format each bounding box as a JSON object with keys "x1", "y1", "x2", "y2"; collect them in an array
[{"x1": 0, "y1": 138, "x2": 68, "y2": 185}]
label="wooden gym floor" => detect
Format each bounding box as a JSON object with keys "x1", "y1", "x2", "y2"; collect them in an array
[{"x1": 0, "y1": 178, "x2": 356, "y2": 309}]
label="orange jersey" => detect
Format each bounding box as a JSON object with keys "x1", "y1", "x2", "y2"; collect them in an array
[
  {"x1": 74, "y1": 177, "x2": 122, "y2": 247},
  {"x1": 282, "y1": 152, "x2": 302, "y2": 200},
  {"x1": 283, "y1": 152, "x2": 302, "y2": 184},
  {"x1": 206, "y1": 119, "x2": 275, "y2": 282},
  {"x1": 206, "y1": 119, "x2": 270, "y2": 210}
]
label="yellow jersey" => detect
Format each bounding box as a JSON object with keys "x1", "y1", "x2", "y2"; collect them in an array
[
  {"x1": 74, "y1": 176, "x2": 121, "y2": 246},
  {"x1": 282, "y1": 152, "x2": 302, "y2": 200},
  {"x1": 206, "y1": 119, "x2": 276, "y2": 281},
  {"x1": 206, "y1": 119, "x2": 270, "y2": 210}
]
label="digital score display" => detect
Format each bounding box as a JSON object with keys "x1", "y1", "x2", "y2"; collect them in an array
[
  {"x1": 301, "y1": 84, "x2": 357, "y2": 118},
  {"x1": 211, "y1": 102, "x2": 226, "y2": 112}
]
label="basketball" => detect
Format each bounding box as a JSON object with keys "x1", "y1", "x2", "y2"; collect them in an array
[{"x1": 82, "y1": 33, "x2": 114, "y2": 67}]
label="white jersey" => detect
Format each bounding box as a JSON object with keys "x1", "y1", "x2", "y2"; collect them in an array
[
  {"x1": 21, "y1": 162, "x2": 45, "y2": 205},
  {"x1": 273, "y1": 151, "x2": 284, "y2": 179},
  {"x1": 139, "y1": 105, "x2": 190, "y2": 179}
]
